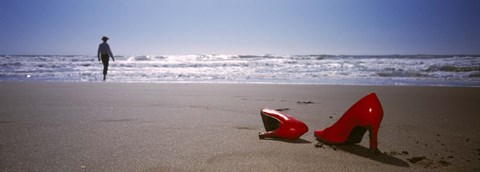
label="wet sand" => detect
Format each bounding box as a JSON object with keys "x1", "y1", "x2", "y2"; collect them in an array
[{"x1": 1, "y1": 82, "x2": 479, "y2": 171}]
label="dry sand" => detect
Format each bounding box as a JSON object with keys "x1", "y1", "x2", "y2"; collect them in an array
[{"x1": 1, "y1": 82, "x2": 479, "y2": 171}]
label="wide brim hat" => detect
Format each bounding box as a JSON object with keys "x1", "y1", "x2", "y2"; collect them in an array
[{"x1": 101, "y1": 36, "x2": 109, "y2": 41}]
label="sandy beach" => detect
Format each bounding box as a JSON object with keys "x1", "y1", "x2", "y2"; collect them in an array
[{"x1": 1, "y1": 82, "x2": 479, "y2": 171}]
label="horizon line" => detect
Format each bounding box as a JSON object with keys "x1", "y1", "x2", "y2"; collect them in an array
[{"x1": 2, "y1": 53, "x2": 480, "y2": 57}]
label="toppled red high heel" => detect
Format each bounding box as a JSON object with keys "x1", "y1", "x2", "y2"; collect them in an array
[
  {"x1": 314, "y1": 93, "x2": 383, "y2": 151},
  {"x1": 259, "y1": 108, "x2": 308, "y2": 140}
]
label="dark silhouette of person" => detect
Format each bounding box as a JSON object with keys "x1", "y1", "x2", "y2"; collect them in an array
[{"x1": 97, "y1": 36, "x2": 115, "y2": 81}]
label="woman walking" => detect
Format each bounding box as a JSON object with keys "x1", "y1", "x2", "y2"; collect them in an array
[{"x1": 97, "y1": 36, "x2": 115, "y2": 81}]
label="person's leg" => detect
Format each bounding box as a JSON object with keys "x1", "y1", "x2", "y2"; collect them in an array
[{"x1": 101, "y1": 54, "x2": 109, "y2": 80}]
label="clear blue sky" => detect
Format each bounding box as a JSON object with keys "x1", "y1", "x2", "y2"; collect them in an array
[{"x1": 1, "y1": 0, "x2": 479, "y2": 55}]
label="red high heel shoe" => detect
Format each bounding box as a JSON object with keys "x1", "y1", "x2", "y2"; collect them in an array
[
  {"x1": 314, "y1": 93, "x2": 383, "y2": 151},
  {"x1": 259, "y1": 108, "x2": 309, "y2": 140}
]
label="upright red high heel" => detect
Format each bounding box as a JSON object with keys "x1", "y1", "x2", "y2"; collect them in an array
[
  {"x1": 314, "y1": 93, "x2": 383, "y2": 151},
  {"x1": 259, "y1": 108, "x2": 309, "y2": 140}
]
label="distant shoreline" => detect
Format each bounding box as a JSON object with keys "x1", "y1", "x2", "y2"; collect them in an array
[{"x1": 0, "y1": 80, "x2": 479, "y2": 88}]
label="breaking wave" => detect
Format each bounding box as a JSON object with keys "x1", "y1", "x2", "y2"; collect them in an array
[{"x1": 0, "y1": 54, "x2": 479, "y2": 86}]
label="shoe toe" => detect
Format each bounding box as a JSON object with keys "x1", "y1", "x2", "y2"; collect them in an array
[{"x1": 313, "y1": 129, "x2": 325, "y2": 139}]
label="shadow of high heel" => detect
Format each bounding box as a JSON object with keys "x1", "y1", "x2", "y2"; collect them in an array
[
  {"x1": 333, "y1": 144, "x2": 410, "y2": 167},
  {"x1": 262, "y1": 137, "x2": 312, "y2": 144}
]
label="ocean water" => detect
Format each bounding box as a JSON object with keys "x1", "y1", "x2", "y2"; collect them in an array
[{"x1": 1, "y1": 54, "x2": 479, "y2": 87}]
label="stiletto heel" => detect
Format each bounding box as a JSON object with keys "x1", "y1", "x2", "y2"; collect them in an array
[
  {"x1": 259, "y1": 108, "x2": 308, "y2": 140},
  {"x1": 314, "y1": 93, "x2": 383, "y2": 151},
  {"x1": 258, "y1": 131, "x2": 274, "y2": 139},
  {"x1": 369, "y1": 127, "x2": 379, "y2": 151}
]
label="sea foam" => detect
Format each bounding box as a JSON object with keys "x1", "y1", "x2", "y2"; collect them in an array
[{"x1": 1, "y1": 54, "x2": 479, "y2": 87}]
